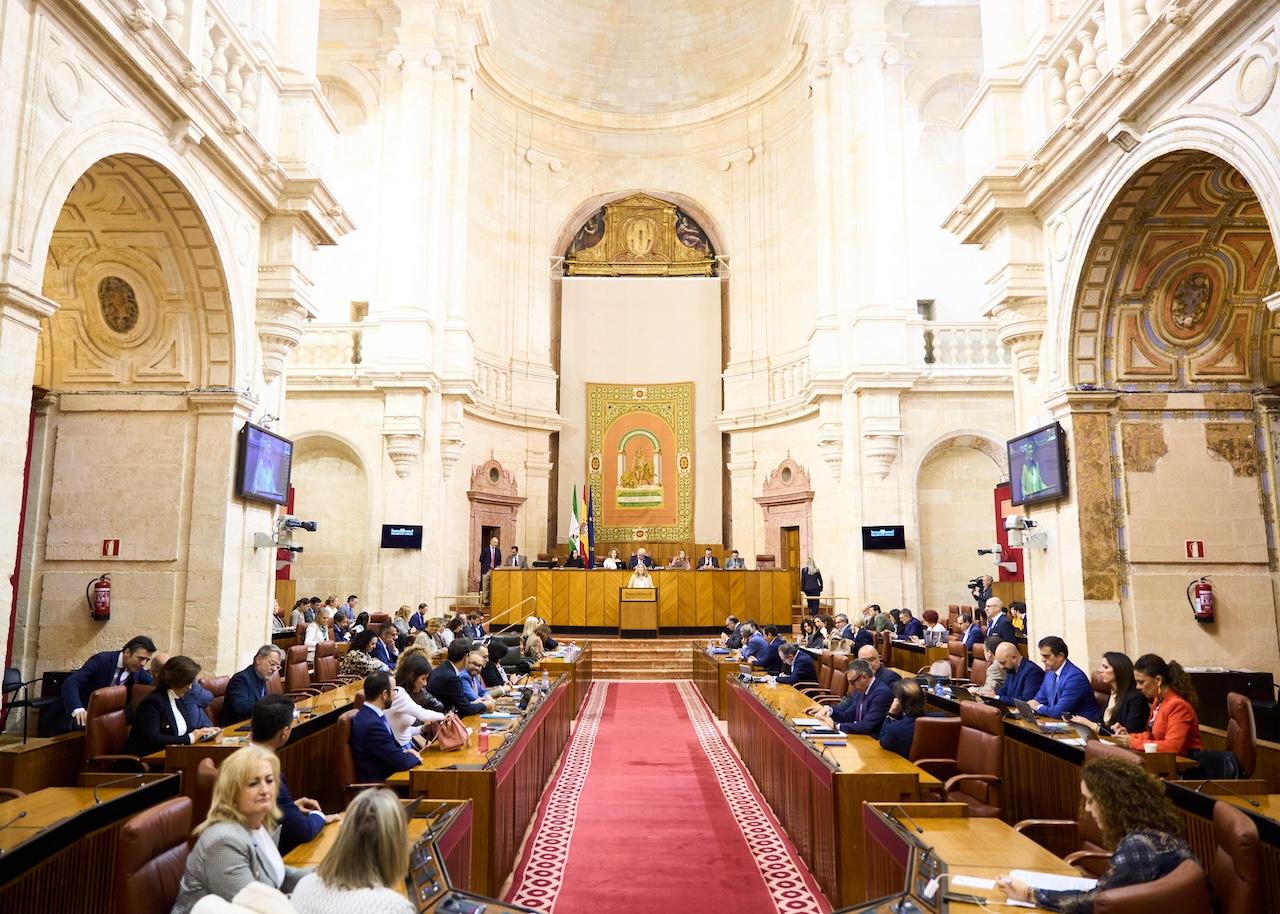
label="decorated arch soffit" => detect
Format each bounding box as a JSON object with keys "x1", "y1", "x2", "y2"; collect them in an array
[
  {"x1": 565, "y1": 193, "x2": 716, "y2": 276},
  {"x1": 1070, "y1": 151, "x2": 1280, "y2": 389},
  {"x1": 917, "y1": 434, "x2": 1009, "y2": 482}
]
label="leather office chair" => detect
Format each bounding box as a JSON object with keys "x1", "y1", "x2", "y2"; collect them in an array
[
  {"x1": 129, "y1": 682, "x2": 155, "y2": 712},
  {"x1": 1090, "y1": 672, "x2": 1111, "y2": 719},
  {"x1": 336, "y1": 708, "x2": 401, "y2": 804},
  {"x1": 0, "y1": 787, "x2": 24, "y2": 800},
  {"x1": 369, "y1": 612, "x2": 390, "y2": 624},
  {"x1": 115, "y1": 795, "x2": 193, "y2": 914},
  {"x1": 284, "y1": 645, "x2": 322, "y2": 697},
  {"x1": 198, "y1": 675, "x2": 229, "y2": 726},
  {"x1": 755, "y1": 554, "x2": 776, "y2": 569},
  {"x1": 2, "y1": 667, "x2": 60, "y2": 743},
  {"x1": 1224, "y1": 692, "x2": 1257, "y2": 778},
  {"x1": 84, "y1": 685, "x2": 148, "y2": 772},
  {"x1": 969, "y1": 656, "x2": 989, "y2": 688},
  {"x1": 877, "y1": 630, "x2": 893, "y2": 669},
  {"x1": 314, "y1": 642, "x2": 341, "y2": 686},
  {"x1": 909, "y1": 714, "x2": 961, "y2": 765},
  {"x1": 1092, "y1": 859, "x2": 1212, "y2": 914},
  {"x1": 1212, "y1": 799, "x2": 1262, "y2": 914},
  {"x1": 267, "y1": 672, "x2": 283, "y2": 695},
  {"x1": 193, "y1": 756, "x2": 219, "y2": 826},
  {"x1": 913, "y1": 701, "x2": 1004, "y2": 817},
  {"x1": 947, "y1": 640, "x2": 968, "y2": 680},
  {"x1": 295, "y1": 621, "x2": 307, "y2": 644}
]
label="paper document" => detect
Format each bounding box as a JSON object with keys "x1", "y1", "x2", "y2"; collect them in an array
[
  {"x1": 950, "y1": 876, "x2": 996, "y2": 890},
  {"x1": 792, "y1": 718, "x2": 824, "y2": 727},
  {"x1": 1010, "y1": 870, "x2": 1098, "y2": 892},
  {"x1": 480, "y1": 712, "x2": 517, "y2": 719}
]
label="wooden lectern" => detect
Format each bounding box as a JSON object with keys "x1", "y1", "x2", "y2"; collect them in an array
[{"x1": 619, "y1": 587, "x2": 658, "y2": 638}]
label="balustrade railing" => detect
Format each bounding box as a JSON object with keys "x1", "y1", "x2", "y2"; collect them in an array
[
  {"x1": 769, "y1": 352, "x2": 811, "y2": 402},
  {"x1": 290, "y1": 323, "x2": 360, "y2": 370},
  {"x1": 922, "y1": 323, "x2": 1010, "y2": 369},
  {"x1": 474, "y1": 354, "x2": 511, "y2": 403}
]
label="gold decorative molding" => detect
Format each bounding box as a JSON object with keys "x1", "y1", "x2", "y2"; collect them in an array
[
  {"x1": 565, "y1": 193, "x2": 715, "y2": 276},
  {"x1": 1205, "y1": 422, "x2": 1260, "y2": 477},
  {"x1": 1120, "y1": 422, "x2": 1167, "y2": 473},
  {"x1": 1073, "y1": 411, "x2": 1121, "y2": 602}
]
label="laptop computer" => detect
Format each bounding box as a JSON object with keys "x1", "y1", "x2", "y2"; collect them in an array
[{"x1": 1014, "y1": 698, "x2": 1071, "y2": 734}]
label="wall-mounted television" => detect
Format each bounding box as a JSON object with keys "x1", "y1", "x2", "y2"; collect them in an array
[
  {"x1": 236, "y1": 422, "x2": 293, "y2": 507},
  {"x1": 1007, "y1": 421, "x2": 1069, "y2": 507},
  {"x1": 862, "y1": 525, "x2": 906, "y2": 550},
  {"x1": 381, "y1": 524, "x2": 423, "y2": 549}
]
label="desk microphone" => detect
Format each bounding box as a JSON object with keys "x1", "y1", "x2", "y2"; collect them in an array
[
  {"x1": 1194, "y1": 778, "x2": 1261, "y2": 807},
  {"x1": 92, "y1": 772, "x2": 145, "y2": 804},
  {"x1": 887, "y1": 803, "x2": 925, "y2": 834},
  {"x1": 0, "y1": 810, "x2": 27, "y2": 832},
  {"x1": 815, "y1": 741, "x2": 841, "y2": 770}
]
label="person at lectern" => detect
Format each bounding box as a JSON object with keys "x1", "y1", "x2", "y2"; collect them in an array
[
  {"x1": 628, "y1": 547, "x2": 653, "y2": 569},
  {"x1": 697, "y1": 548, "x2": 719, "y2": 570},
  {"x1": 800, "y1": 557, "x2": 823, "y2": 615},
  {"x1": 628, "y1": 563, "x2": 654, "y2": 588}
]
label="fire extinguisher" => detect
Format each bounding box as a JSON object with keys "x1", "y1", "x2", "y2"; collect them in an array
[
  {"x1": 86, "y1": 574, "x2": 111, "y2": 622},
  {"x1": 1186, "y1": 576, "x2": 1215, "y2": 624}
]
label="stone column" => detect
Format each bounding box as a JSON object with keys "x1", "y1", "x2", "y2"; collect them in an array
[
  {"x1": 720, "y1": 144, "x2": 768, "y2": 411},
  {"x1": 726, "y1": 435, "x2": 758, "y2": 560},
  {"x1": 0, "y1": 284, "x2": 55, "y2": 668},
  {"x1": 805, "y1": 50, "x2": 840, "y2": 380},
  {"x1": 510, "y1": 147, "x2": 561, "y2": 413}
]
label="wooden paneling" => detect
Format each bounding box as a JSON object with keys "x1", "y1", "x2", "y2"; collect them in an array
[
  {"x1": 0, "y1": 732, "x2": 85, "y2": 792},
  {"x1": 536, "y1": 644, "x2": 593, "y2": 718},
  {"x1": 567, "y1": 572, "x2": 587, "y2": 627},
  {"x1": 693, "y1": 645, "x2": 740, "y2": 719},
  {"x1": 658, "y1": 581, "x2": 679, "y2": 628}
]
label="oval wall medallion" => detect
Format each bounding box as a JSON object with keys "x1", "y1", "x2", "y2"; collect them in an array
[
  {"x1": 1235, "y1": 43, "x2": 1278, "y2": 116},
  {"x1": 97, "y1": 276, "x2": 140, "y2": 334}
]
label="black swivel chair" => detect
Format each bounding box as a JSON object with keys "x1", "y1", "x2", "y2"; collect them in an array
[{"x1": 2, "y1": 667, "x2": 61, "y2": 743}]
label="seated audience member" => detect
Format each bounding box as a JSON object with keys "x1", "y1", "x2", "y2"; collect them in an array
[
  {"x1": 696, "y1": 548, "x2": 720, "y2": 570},
  {"x1": 459, "y1": 647, "x2": 493, "y2": 704},
  {"x1": 997, "y1": 757, "x2": 1199, "y2": 911},
  {"x1": 879, "y1": 680, "x2": 930, "y2": 758},
  {"x1": 482, "y1": 640, "x2": 515, "y2": 691},
  {"x1": 975, "y1": 636, "x2": 1007, "y2": 697},
  {"x1": 150, "y1": 651, "x2": 214, "y2": 727},
  {"x1": 899, "y1": 609, "x2": 924, "y2": 640},
  {"x1": 60, "y1": 634, "x2": 156, "y2": 730},
  {"x1": 627, "y1": 563, "x2": 654, "y2": 588},
  {"x1": 250, "y1": 695, "x2": 338, "y2": 854},
  {"x1": 739, "y1": 622, "x2": 766, "y2": 662},
  {"x1": 306, "y1": 597, "x2": 321, "y2": 623},
  {"x1": 1010, "y1": 600, "x2": 1028, "y2": 633},
  {"x1": 963, "y1": 609, "x2": 987, "y2": 653},
  {"x1": 223, "y1": 645, "x2": 284, "y2": 725},
  {"x1": 1070, "y1": 652, "x2": 1148, "y2": 737},
  {"x1": 425, "y1": 617, "x2": 448, "y2": 650},
  {"x1": 888, "y1": 609, "x2": 904, "y2": 635},
  {"x1": 520, "y1": 618, "x2": 545, "y2": 663},
  {"x1": 994, "y1": 641, "x2": 1044, "y2": 704},
  {"x1": 408, "y1": 603, "x2": 429, "y2": 635},
  {"x1": 304, "y1": 608, "x2": 334, "y2": 663},
  {"x1": 388, "y1": 654, "x2": 444, "y2": 749},
  {"x1": 747, "y1": 625, "x2": 785, "y2": 675},
  {"x1": 667, "y1": 549, "x2": 692, "y2": 569},
  {"x1": 1124, "y1": 654, "x2": 1202, "y2": 756},
  {"x1": 443, "y1": 615, "x2": 465, "y2": 645},
  {"x1": 463, "y1": 610, "x2": 486, "y2": 640},
  {"x1": 170, "y1": 745, "x2": 309, "y2": 914},
  {"x1": 369, "y1": 622, "x2": 400, "y2": 669},
  {"x1": 724, "y1": 549, "x2": 746, "y2": 569},
  {"x1": 850, "y1": 619, "x2": 874, "y2": 652},
  {"x1": 351, "y1": 611, "x2": 370, "y2": 635},
  {"x1": 344, "y1": 595, "x2": 360, "y2": 621},
  {"x1": 602, "y1": 548, "x2": 623, "y2": 569},
  {"x1": 628, "y1": 547, "x2": 653, "y2": 569},
  {"x1": 799, "y1": 617, "x2": 824, "y2": 650},
  {"x1": 721, "y1": 615, "x2": 741, "y2": 644},
  {"x1": 469, "y1": 646, "x2": 510, "y2": 697},
  {"x1": 288, "y1": 599, "x2": 308, "y2": 628},
  {"x1": 125, "y1": 656, "x2": 220, "y2": 755},
  {"x1": 776, "y1": 643, "x2": 818, "y2": 686},
  {"x1": 340, "y1": 630, "x2": 390, "y2": 679},
  {"x1": 392, "y1": 605, "x2": 412, "y2": 639},
  {"x1": 270, "y1": 600, "x2": 287, "y2": 633},
  {"x1": 872, "y1": 605, "x2": 893, "y2": 632},
  {"x1": 817, "y1": 660, "x2": 892, "y2": 736},
  {"x1": 833, "y1": 613, "x2": 853, "y2": 641},
  {"x1": 506, "y1": 545, "x2": 528, "y2": 568},
  {"x1": 395, "y1": 647, "x2": 445, "y2": 713},
  {"x1": 857, "y1": 644, "x2": 901, "y2": 687},
  {"x1": 290, "y1": 790, "x2": 416, "y2": 914},
  {"x1": 986, "y1": 598, "x2": 1017, "y2": 642},
  {"x1": 921, "y1": 610, "x2": 948, "y2": 637},
  {"x1": 536, "y1": 623, "x2": 558, "y2": 651},
  {"x1": 350, "y1": 672, "x2": 422, "y2": 783},
  {"x1": 332, "y1": 611, "x2": 352, "y2": 643},
  {"x1": 1029, "y1": 636, "x2": 1101, "y2": 721},
  {"x1": 426, "y1": 640, "x2": 493, "y2": 715}
]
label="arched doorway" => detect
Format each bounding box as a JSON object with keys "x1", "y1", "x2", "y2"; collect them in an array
[{"x1": 1063, "y1": 149, "x2": 1280, "y2": 674}]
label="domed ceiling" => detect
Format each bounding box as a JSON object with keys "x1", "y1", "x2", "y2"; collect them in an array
[{"x1": 483, "y1": 0, "x2": 796, "y2": 116}]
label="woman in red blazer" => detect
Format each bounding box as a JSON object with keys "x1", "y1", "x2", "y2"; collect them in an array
[{"x1": 1125, "y1": 653, "x2": 1202, "y2": 756}]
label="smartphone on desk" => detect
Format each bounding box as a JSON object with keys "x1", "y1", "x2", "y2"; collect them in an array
[{"x1": 437, "y1": 894, "x2": 486, "y2": 914}]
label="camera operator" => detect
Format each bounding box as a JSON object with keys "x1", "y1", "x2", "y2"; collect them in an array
[{"x1": 969, "y1": 574, "x2": 993, "y2": 608}]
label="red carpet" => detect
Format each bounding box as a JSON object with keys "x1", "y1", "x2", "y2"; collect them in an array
[{"x1": 505, "y1": 682, "x2": 828, "y2": 913}]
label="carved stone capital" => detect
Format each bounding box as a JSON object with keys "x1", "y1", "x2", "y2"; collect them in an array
[
  {"x1": 861, "y1": 416, "x2": 903, "y2": 480},
  {"x1": 382, "y1": 415, "x2": 424, "y2": 479},
  {"x1": 256, "y1": 298, "x2": 311, "y2": 382},
  {"x1": 992, "y1": 298, "x2": 1048, "y2": 383},
  {"x1": 817, "y1": 420, "x2": 843, "y2": 481}
]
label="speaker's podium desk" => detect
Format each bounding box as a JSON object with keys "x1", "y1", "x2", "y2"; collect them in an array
[{"x1": 619, "y1": 587, "x2": 658, "y2": 638}]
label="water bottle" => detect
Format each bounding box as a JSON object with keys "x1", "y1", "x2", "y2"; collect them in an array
[
  {"x1": 541, "y1": 669, "x2": 550, "y2": 692},
  {"x1": 477, "y1": 727, "x2": 490, "y2": 754}
]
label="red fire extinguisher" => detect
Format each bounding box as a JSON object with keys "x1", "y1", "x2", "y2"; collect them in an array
[
  {"x1": 1186, "y1": 576, "x2": 1214, "y2": 624},
  {"x1": 86, "y1": 574, "x2": 111, "y2": 622}
]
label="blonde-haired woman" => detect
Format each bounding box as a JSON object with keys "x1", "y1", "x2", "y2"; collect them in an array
[
  {"x1": 289, "y1": 788, "x2": 414, "y2": 913},
  {"x1": 392, "y1": 604, "x2": 413, "y2": 639},
  {"x1": 800, "y1": 557, "x2": 823, "y2": 616},
  {"x1": 521, "y1": 615, "x2": 544, "y2": 663},
  {"x1": 171, "y1": 745, "x2": 309, "y2": 914}
]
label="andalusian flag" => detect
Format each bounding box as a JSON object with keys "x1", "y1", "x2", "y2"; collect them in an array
[{"x1": 568, "y1": 484, "x2": 581, "y2": 558}]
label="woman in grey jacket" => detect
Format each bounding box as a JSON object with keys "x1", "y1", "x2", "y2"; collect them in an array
[{"x1": 171, "y1": 744, "x2": 310, "y2": 914}]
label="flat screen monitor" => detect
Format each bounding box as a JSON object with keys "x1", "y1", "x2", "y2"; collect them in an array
[
  {"x1": 381, "y1": 524, "x2": 423, "y2": 549},
  {"x1": 1007, "y1": 421, "x2": 1069, "y2": 507},
  {"x1": 862, "y1": 525, "x2": 906, "y2": 550},
  {"x1": 236, "y1": 423, "x2": 292, "y2": 507}
]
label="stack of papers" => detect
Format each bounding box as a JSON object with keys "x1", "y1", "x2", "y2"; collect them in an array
[
  {"x1": 480, "y1": 712, "x2": 517, "y2": 720},
  {"x1": 1010, "y1": 870, "x2": 1098, "y2": 892},
  {"x1": 792, "y1": 717, "x2": 824, "y2": 727}
]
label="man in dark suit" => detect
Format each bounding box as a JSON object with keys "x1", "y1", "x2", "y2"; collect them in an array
[
  {"x1": 252, "y1": 695, "x2": 338, "y2": 853},
  {"x1": 426, "y1": 640, "x2": 493, "y2": 715},
  {"x1": 971, "y1": 574, "x2": 993, "y2": 608},
  {"x1": 819, "y1": 660, "x2": 893, "y2": 736},
  {"x1": 369, "y1": 623, "x2": 399, "y2": 669},
  {"x1": 222, "y1": 645, "x2": 283, "y2": 725},
  {"x1": 506, "y1": 545, "x2": 529, "y2": 568},
  {"x1": 747, "y1": 625, "x2": 785, "y2": 675},
  {"x1": 628, "y1": 547, "x2": 654, "y2": 569},
  {"x1": 480, "y1": 535, "x2": 502, "y2": 604},
  {"x1": 899, "y1": 609, "x2": 924, "y2": 640},
  {"x1": 350, "y1": 671, "x2": 422, "y2": 783},
  {"x1": 696, "y1": 548, "x2": 720, "y2": 570},
  {"x1": 739, "y1": 622, "x2": 766, "y2": 663},
  {"x1": 777, "y1": 643, "x2": 817, "y2": 686},
  {"x1": 995, "y1": 641, "x2": 1045, "y2": 703},
  {"x1": 60, "y1": 634, "x2": 156, "y2": 730},
  {"x1": 724, "y1": 549, "x2": 746, "y2": 570},
  {"x1": 985, "y1": 598, "x2": 1017, "y2": 643},
  {"x1": 834, "y1": 613, "x2": 854, "y2": 640},
  {"x1": 857, "y1": 645, "x2": 902, "y2": 688},
  {"x1": 1029, "y1": 636, "x2": 1101, "y2": 721}
]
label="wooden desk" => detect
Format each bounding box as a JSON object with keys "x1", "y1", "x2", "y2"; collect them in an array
[
  {"x1": 862, "y1": 803, "x2": 1081, "y2": 912},
  {"x1": 889, "y1": 640, "x2": 949, "y2": 672},
  {"x1": 490, "y1": 568, "x2": 794, "y2": 631},
  {"x1": 158, "y1": 678, "x2": 365, "y2": 811},
  {"x1": 0, "y1": 731, "x2": 85, "y2": 792},
  {"x1": 534, "y1": 643, "x2": 593, "y2": 718},
  {"x1": 1166, "y1": 782, "x2": 1280, "y2": 913},
  {"x1": 692, "y1": 643, "x2": 741, "y2": 719},
  {"x1": 387, "y1": 676, "x2": 572, "y2": 896},
  {"x1": 0, "y1": 774, "x2": 180, "y2": 914},
  {"x1": 727, "y1": 678, "x2": 940, "y2": 906}
]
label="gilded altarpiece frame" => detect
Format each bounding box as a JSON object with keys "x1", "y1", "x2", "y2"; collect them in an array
[{"x1": 586, "y1": 382, "x2": 694, "y2": 541}]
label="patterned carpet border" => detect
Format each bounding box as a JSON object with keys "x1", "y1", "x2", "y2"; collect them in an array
[
  {"x1": 675, "y1": 680, "x2": 829, "y2": 914},
  {"x1": 506, "y1": 682, "x2": 610, "y2": 911}
]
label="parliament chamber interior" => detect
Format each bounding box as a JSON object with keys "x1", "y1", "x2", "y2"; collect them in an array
[{"x1": 2, "y1": 1, "x2": 1280, "y2": 912}]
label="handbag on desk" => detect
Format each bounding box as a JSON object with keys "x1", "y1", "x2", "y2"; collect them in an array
[{"x1": 424, "y1": 712, "x2": 469, "y2": 751}]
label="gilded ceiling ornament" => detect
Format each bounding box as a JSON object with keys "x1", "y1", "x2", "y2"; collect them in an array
[
  {"x1": 97, "y1": 276, "x2": 139, "y2": 334},
  {"x1": 1171, "y1": 271, "x2": 1212, "y2": 330},
  {"x1": 565, "y1": 193, "x2": 715, "y2": 276}
]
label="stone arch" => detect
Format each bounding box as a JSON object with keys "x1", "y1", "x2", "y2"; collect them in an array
[
  {"x1": 318, "y1": 63, "x2": 381, "y2": 132},
  {"x1": 290, "y1": 429, "x2": 371, "y2": 477},
  {"x1": 289, "y1": 433, "x2": 373, "y2": 599},
  {"x1": 914, "y1": 430, "x2": 1008, "y2": 487},
  {"x1": 550, "y1": 185, "x2": 730, "y2": 263}
]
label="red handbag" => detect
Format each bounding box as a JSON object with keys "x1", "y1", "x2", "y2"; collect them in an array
[{"x1": 424, "y1": 712, "x2": 469, "y2": 752}]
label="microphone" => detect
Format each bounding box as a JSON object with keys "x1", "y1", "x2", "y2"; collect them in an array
[
  {"x1": 92, "y1": 772, "x2": 145, "y2": 804},
  {"x1": 1194, "y1": 778, "x2": 1261, "y2": 807},
  {"x1": 0, "y1": 810, "x2": 28, "y2": 832},
  {"x1": 887, "y1": 803, "x2": 925, "y2": 834}
]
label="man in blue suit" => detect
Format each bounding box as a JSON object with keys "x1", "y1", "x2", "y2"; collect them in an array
[
  {"x1": 985, "y1": 598, "x2": 1018, "y2": 643},
  {"x1": 369, "y1": 623, "x2": 399, "y2": 669},
  {"x1": 819, "y1": 660, "x2": 893, "y2": 736},
  {"x1": 776, "y1": 644, "x2": 817, "y2": 686},
  {"x1": 223, "y1": 645, "x2": 283, "y2": 725},
  {"x1": 1029, "y1": 636, "x2": 1101, "y2": 721},
  {"x1": 899, "y1": 609, "x2": 924, "y2": 640},
  {"x1": 60, "y1": 635, "x2": 156, "y2": 730},
  {"x1": 739, "y1": 622, "x2": 767, "y2": 664},
  {"x1": 995, "y1": 642, "x2": 1044, "y2": 703},
  {"x1": 350, "y1": 671, "x2": 422, "y2": 783},
  {"x1": 251, "y1": 695, "x2": 337, "y2": 853},
  {"x1": 426, "y1": 640, "x2": 493, "y2": 715},
  {"x1": 747, "y1": 625, "x2": 785, "y2": 675}
]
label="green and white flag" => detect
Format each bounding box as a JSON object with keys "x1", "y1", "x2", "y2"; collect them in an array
[{"x1": 568, "y1": 484, "x2": 581, "y2": 557}]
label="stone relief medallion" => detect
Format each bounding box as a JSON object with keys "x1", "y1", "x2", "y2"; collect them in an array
[
  {"x1": 97, "y1": 276, "x2": 140, "y2": 334},
  {"x1": 1235, "y1": 42, "x2": 1278, "y2": 116}
]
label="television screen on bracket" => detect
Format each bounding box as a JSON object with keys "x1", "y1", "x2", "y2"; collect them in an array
[
  {"x1": 236, "y1": 422, "x2": 293, "y2": 507},
  {"x1": 1007, "y1": 421, "x2": 1069, "y2": 507}
]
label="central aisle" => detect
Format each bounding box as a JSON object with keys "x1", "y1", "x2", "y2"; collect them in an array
[{"x1": 505, "y1": 682, "x2": 828, "y2": 913}]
